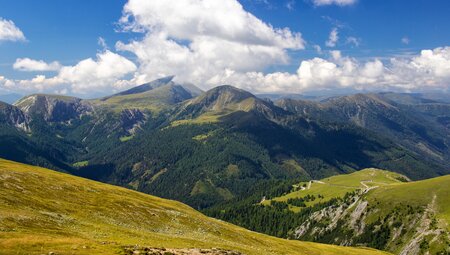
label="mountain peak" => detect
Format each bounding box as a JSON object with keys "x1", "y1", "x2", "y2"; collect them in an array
[
  {"x1": 93, "y1": 76, "x2": 205, "y2": 112},
  {"x1": 197, "y1": 85, "x2": 254, "y2": 103},
  {"x1": 176, "y1": 85, "x2": 288, "y2": 123},
  {"x1": 103, "y1": 76, "x2": 176, "y2": 100},
  {"x1": 187, "y1": 85, "x2": 255, "y2": 112}
]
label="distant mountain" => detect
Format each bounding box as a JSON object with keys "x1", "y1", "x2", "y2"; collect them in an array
[
  {"x1": 0, "y1": 93, "x2": 22, "y2": 104},
  {"x1": 0, "y1": 158, "x2": 388, "y2": 255},
  {"x1": 95, "y1": 76, "x2": 203, "y2": 112},
  {"x1": 256, "y1": 93, "x2": 324, "y2": 101},
  {"x1": 175, "y1": 85, "x2": 288, "y2": 122},
  {"x1": 14, "y1": 94, "x2": 93, "y2": 122},
  {"x1": 276, "y1": 93, "x2": 450, "y2": 175}
]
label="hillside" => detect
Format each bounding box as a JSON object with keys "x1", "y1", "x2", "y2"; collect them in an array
[
  {"x1": 276, "y1": 93, "x2": 450, "y2": 176},
  {"x1": 260, "y1": 169, "x2": 450, "y2": 254},
  {"x1": 263, "y1": 169, "x2": 408, "y2": 211},
  {"x1": 207, "y1": 169, "x2": 449, "y2": 254},
  {"x1": 93, "y1": 76, "x2": 202, "y2": 112},
  {"x1": 0, "y1": 158, "x2": 389, "y2": 255}
]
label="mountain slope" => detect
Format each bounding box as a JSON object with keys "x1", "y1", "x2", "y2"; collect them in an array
[
  {"x1": 276, "y1": 93, "x2": 450, "y2": 177},
  {"x1": 0, "y1": 158, "x2": 389, "y2": 255},
  {"x1": 0, "y1": 101, "x2": 29, "y2": 131},
  {"x1": 209, "y1": 169, "x2": 449, "y2": 254},
  {"x1": 14, "y1": 94, "x2": 93, "y2": 122},
  {"x1": 175, "y1": 85, "x2": 288, "y2": 122},
  {"x1": 95, "y1": 76, "x2": 202, "y2": 112},
  {"x1": 267, "y1": 169, "x2": 450, "y2": 254},
  {"x1": 264, "y1": 169, "x2": 408, "y2": 211}
]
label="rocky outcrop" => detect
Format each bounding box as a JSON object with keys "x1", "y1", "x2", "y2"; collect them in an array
[
  {"x1": 0, "y1": 102, "x2": 30, "y2": 132},
  {"x1": 14, "y1": 94, "x2": 93, "y2": 122},
  {"x1": 121, "y1": 109, "x2": 147, "y2": 134},
  {"x1": 293, "y1": 190, "x2": 449, "y2": 255},
  {"x1": 123, "y1": 246, "x2": 243, "y2": 255}
]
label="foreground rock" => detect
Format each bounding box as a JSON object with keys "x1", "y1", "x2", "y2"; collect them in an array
[{"x1": 123, "y1": 246, "x2": 243, "y2": 255}]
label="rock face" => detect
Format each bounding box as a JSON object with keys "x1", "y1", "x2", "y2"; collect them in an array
[
  {"x1": 121, "y1": 109, "x2": 147, "y2": 134},
  {"x1": 14, "y1": 94, "x2": 93, "y2": 122},
  {"x1": 293, "y1": 189, "x2": 449, "y2": 255},
  {"x1": 0, "y1": 102, "x2": 30, "y2": 132},
  {"x1": 123, "y1": 246, "x2": 243, "y2": 255}
]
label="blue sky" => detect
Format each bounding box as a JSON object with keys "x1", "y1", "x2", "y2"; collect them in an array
[{"x1": 0, "y1": 0, "x2": 449, "y2": 97}]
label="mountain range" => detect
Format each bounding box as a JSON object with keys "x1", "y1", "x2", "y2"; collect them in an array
[{"x1": 0, "y1": 76, "x2": 449, "y2": 210}]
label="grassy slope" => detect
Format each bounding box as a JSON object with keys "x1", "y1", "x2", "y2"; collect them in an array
[
  {"x1": 266, "y1": 169, "x2": 406, "y2": 211},
  {"x1": 90, "y1": 85, "x2": 188, "y2": 113},
  {"x1": 366, "y1": 175, "x2": 450, "y2": 229},
  {"x1": 264, "y1": 168, "x2": 449, "y2": 254},
  {"x1": 0, "y1": 159, "x2": 389, "y2": 255}
]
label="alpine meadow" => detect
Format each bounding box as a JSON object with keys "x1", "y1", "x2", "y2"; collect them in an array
[{"x1": 0, "y1": 0, "x2": 449, "y2": 255}]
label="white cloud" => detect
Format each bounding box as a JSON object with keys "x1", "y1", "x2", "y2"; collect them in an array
[
  {"x1": 0, "y1": 18, "x2": 25, "y2": 42},
  {"x1": 313, "y1": 45, "x2": 323, "y2": 54},
  {"x1": 117, "y1": 0, "x2": 304, "y2": 86},
  {"x1": 2, "y1": 47, "x2": 450, "y2": 95},
  {"x1": 401, "y1": 36, "x2": 410, "y2": 45},
  {"x1": 201, "y1": 47, "x2": 450, "y2": 93},
  {"x1": 286, "y1": 0, "x2": 296, "y2": 10},
  {"x1": 13, "y1": 58, "x2": 62, "y2": 72},
  {"x1": 312, "y1": 0, "x2": 357, "y2": 6},
  {"x1": 98, "y1": 37, "x2": 108, "y2": 49},
  {"x1": 3, "y1": 51, "x2": 137, "y2": 94},
  {"x1": 326, "y1": 28, "x2": 339, "y2": 47},
  {"x1": 346, "y1": 36, "x2": 360, "y2": 47}
]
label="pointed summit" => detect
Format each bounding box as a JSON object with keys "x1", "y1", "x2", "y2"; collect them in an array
[
  {"x1": 104, "y1": 76, "x2": 176, "y2": 100},
  {"x1": 95, "y1": 76, "x2": 203, "y2": 111}
]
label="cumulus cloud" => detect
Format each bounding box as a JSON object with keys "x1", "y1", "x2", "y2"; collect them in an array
[
  {"x1": 326, "y1": 28, "x2": 339, "y2": 47},
  {"x1": 13, "y1": 58, "x2": 62, "y2": 72},
  {"x1": 0, "y1": 17, "x2": 26, "y2": 42},
  {"x1": 201, "y1": 47, "x2": 450, "y2": 93},
  {"x1": 57, "y1": 50, "x2": 137, "y2": 92},
  {"x1": 312, "y1": 0, "x2": 357, "y2": 6},
  {"x1": 116, "y1": 0, "x2": 305, "y2": 85},
  {"x1": 3, "y1": 50, "x2": 137, "y2": 94}
]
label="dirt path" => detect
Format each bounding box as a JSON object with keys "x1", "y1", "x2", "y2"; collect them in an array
[{"x1": 360, "y1": 181, "x2": 380, "y2": 193}]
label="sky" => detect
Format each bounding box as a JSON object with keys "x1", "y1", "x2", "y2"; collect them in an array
[{"x1": 0, "y1": 0, "x2": 449, "y2": 98}]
